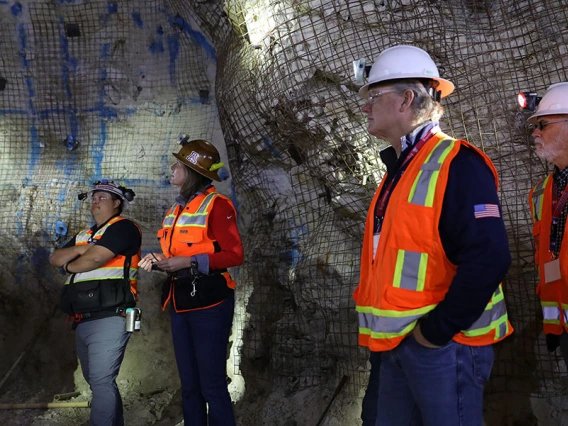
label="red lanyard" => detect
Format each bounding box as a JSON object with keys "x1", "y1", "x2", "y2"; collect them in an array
[{"x1": 375, "y1": 126, "x2": 439, "y2": 220}]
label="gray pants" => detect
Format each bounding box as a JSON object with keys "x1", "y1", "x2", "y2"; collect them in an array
[{"x1": 75, "y1": 316, "x2": 131, "y2": 426}]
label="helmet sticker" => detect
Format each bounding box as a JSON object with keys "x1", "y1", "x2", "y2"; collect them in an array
[{"x1": 186, "y1": 151, "x2": 199, "y2": 164}]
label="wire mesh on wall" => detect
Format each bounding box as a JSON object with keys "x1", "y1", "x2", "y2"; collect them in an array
[{"x1": 189, "y1": 0, "x2": 568, "y2": 397}]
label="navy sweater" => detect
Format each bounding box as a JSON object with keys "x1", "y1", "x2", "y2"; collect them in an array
[{"x1": 378, "y1": 126, "x2": 512, "y2": 346}]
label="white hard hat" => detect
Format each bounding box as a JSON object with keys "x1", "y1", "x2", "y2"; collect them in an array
[
  {"x1": 528, "y1": 82, "x2": 568, "y2": 124},
  {"x1": 87, "y1": 178, "x2": 135, "y2": 209},
  {"x1": 358, "y1": 45, "x2": 455, "y2": 99}
]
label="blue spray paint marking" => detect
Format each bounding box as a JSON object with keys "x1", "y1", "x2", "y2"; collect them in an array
[
  {"x1": 131, "y1": 12, "x2": 143, "y2": 28},
  {"x1": 262, "y1": 136, "x2": 283, "y2": 159},
  {"x1": 149, "y1": 40, "x2": 164, "y2": 54},
  {"x1": 280, "y1": 220, "x2": 307, "y2": 269},
  {"x1": 0, "y1": 1, "x2": 11, "y2": 5},
  {"x1": 166, "y1": 13, "x2": 216, "y2": 62},
  {"x1": 101, "y1": 42, "x2": 110, "y2": 59},
  {"x1": 167, "y1": 34, "x2": 179, "y2": 85},
  {"x1": 0, "y1": 109, "x2": 28, "y2": 115},
  {"x1": 10, "y1": 2, "x2": 22, "y2": 16},
  {"x1": 108, "y1": 2, "x2": 117, "y2": 13},
  {"x1": 16, "y1": 254, "x2": 25, "y2": 285},
  {"x1": 17, "y1": 24, "x2": 28, "y2": 68}
]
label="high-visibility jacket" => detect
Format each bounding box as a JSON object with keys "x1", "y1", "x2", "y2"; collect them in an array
[
  {"x1": 529, "y1": 174, "x2": 568, "y2": 335},
  {"x1": 65, "y1": 216, "x2": 140, "y2": 298},
  {"x1": 354, "y1": 132, "x2": 513, "y2": 351},
  {"x1": 159, "y1": 187, "x2": 237, "y2": 311}
]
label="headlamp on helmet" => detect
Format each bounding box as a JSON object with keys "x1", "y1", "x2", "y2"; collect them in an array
[
  {"x1": 78, "y1": 178, "x2": 135, "y2": 208},
  {"x1": 518, "y1": 91, "x2": 541, "y2": 112},
  {"x1": 178, "y1": 133, "x2": 191, "y2": 146}
]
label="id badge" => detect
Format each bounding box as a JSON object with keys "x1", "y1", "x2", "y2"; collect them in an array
[{"x1": 544, "y1": 259, "x2": 561, "y2": 283}]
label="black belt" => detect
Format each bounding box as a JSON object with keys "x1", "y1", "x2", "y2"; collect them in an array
[
  {"x1": 81, "y1": 307, "x2": 127, "y2": 319},
  {"x1": 171, "y1": 268, "x2": 227, "y2": 280}
]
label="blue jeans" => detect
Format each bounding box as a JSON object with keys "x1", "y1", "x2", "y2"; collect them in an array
[
  {"x1": 75, "y1": 316, "x2": 131, "y2": 426},
  {"x1": 170, "y1": 295, "x2": 236, "y2": 426},
  {"x1": 362, "y1": 351, "x2": 381, "y2": 426},
  {"x1": 376, "y1": 335, "x2": 494, "y2": 426}
]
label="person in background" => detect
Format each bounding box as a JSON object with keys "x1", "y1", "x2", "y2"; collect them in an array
[
  {"x1": 352, "y1": 44, "x2": 513, "y2": 425},
  {"x1": 50, "y1": 179, "x2": 141, "y2": 426},
  {"x1": 139, "y1": 136, "x2": 243, "y2": 426},
  {"x1": 527, "y1": 83, "x2": 568, "y2": 365}
]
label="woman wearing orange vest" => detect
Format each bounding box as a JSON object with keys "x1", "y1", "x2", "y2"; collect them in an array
[
  {"x1": 50, "y1": 179, "x2": 141, "y2": 426},
  {"x1": 527, "y1": 82, "x2": 568, "y2": 365},
  {"x1": 139, "y1": 137, "x2": 243, "y2": 426},
  {"x1": 354, "y1": 45, "x2": 513, "y2": 426}
]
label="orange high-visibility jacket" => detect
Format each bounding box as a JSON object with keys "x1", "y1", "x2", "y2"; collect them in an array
[
  {"x1": 529, "y1": 174, "x2": 568, "y2": 335},
  {"x1": 159, "y1": 187, "x2": 237, "y2": 310},
  {"x1": 354, "y1": 132, "x2": 513, "y2": 351},
  {"x1": 65, "y1": 216, "x2": 140, "y2": 298}
]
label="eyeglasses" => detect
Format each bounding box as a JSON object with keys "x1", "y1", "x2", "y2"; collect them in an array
[
  {"x1": 365, "y1": 89, "x2": 397, "y2": 107},
  {"x1": 530, "y1": 119, "x2": 568, "y2": 131},
  {"x1": 91, "y1": 196, "x2": 110, "y2": 203}
]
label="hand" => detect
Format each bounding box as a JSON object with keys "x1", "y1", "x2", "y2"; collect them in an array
[
  {"x1": 412, "y1": 323, "x2": 442, "y2": 349},
  {"x1": 138, "y1": 252, "x2": 165, "y2": 272},
  {"x1": 155, "y1": 256, "x2": 192, "y2": 273}
]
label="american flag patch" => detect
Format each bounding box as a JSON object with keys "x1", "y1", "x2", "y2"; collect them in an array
[{"x1": 473, "y1": 204, "x2": 500, "y2": 219}]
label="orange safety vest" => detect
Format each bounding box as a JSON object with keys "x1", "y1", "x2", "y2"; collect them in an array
[
  {"x1": 529, "y1": 174, "x2": 568, "y2": 335},
  {"x1": 354, "y1": 132, "x2": 513, "y2": 351},
  {"x1": 65, "y1": 216, "x2": 140, "y2": 298},
  {"x1": 159, "y1": 187, "x2": 237, "y2": 311}
]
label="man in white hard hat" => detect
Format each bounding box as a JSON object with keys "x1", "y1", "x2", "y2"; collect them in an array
[
  {"x1": 527, "y1": 82, "x2": 568, "y2": 366},
  {"x1": 50, "y1": 179, "x2": 141, "y2": 426},
  {"x1": 353, "y1": 45, "x2": 513, "y2": 425}
]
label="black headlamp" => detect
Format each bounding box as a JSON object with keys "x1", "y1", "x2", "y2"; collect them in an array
[{"x1": 518, "y1": 91, "x2": 541, "y2": 112}]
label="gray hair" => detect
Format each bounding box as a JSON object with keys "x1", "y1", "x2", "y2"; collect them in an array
[{"x1": 390, "y1": 79, "x2": 445, "y2": 123}]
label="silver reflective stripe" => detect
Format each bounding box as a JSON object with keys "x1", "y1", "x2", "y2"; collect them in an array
[
  {"x1": 497, "y1": 321, "x2": 507, "y2": 339},
  {"x1": 358, "y1": 311, "x2": 423, "y2": 334},
  {"x1": 409, "y1": 139, "x2": 453, "y2": 206},
  {"x1": 66, "y1": 267, "x2": 138, "y2": 284},
  {"x1": 542, "y1": 306, "x2": 560, "y2": 321},
  {"x1": 163, "y1": 216, "x2": 175, "y2": 227},
  {"x1": 396, "y1": 250, "x2": 427, "y2": 291},
  {"x1": 177, "y1": 193, "x2": 217, "y2": 227},
  {"x1": 177, "y1": 214, "x2": 207, "y2": 226},
  {"x1": 531, "y1": 179, "x2": 546, "y2": 222},
  {"x1": 467, "y1": 298, "x2": 506, "y2": 331}
]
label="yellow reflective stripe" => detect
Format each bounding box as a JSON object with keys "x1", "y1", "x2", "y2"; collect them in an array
[
  {"x1": 407, "y1": 139, "x2": 455, "y2": 207},
  {"x1": 393, "y1": 250, "x2": 428, "y2": 291},
  {"x1": 531, "y1": 176, "x2": 550, "y2": 223},
  {"x1": 66, "y1": 267, "x2": 138, "y2": 284},
  {"x1": 462, "y1": 315, "x2": 508, "y2": 337},
  {"x1": 173, "y1": 193, "x2": 218, "y2": 228},
  {"x1": 356, "y1": 304, "x2": 436, "y2": 337}
]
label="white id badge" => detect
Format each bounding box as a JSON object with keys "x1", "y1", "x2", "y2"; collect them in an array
[
  {"x1": 544, "y1": 259, "x2": 561, "y2": 283},
  {"x1": 373, "y1": 234, "x2": 380, "y2": 258}
]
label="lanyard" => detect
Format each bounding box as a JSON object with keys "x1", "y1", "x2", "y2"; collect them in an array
[
  {"x1": 374, "y1": 127, "x2": 439, "y2": 232},
  {"x1": 549, "y1": 181, "x2": 568, "y2": 253}
]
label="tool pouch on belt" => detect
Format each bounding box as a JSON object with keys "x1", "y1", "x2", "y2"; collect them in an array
[
  {"x1": 161, "y1": 271, "x2": 233, "y2": 311},
  {"x1": 60, "y1": 278, "x2": 135, "y2": 315}
]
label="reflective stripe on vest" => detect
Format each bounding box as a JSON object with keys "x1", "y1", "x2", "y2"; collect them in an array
[
  {"x1": 541, "y1": 301, "x2": 568, "y2": 325},
  {"x1": 530, "y1": 176, "x2": 551, "y2": 223},
  {"x1": 176, "y1": 193, "x2": 217, "y2": 228},
  {"x1": 163, "y1": 204, "x2": 179, "y2": 228},
  {"x1": 408, "y1": 139, "x2": 455, "y2": 207},
  {"x1": 461, "y1": 284, "x2": 509, "y2": 339},
  {"x1": 67, "y1": 266, "x2": 139, "y2": 283},
  {"x1": 393, "y1": 139, "x2": 455, "y2": 291},
  {"x1": 357, "y1": 304, "x2": 436, "y2": 339}
]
